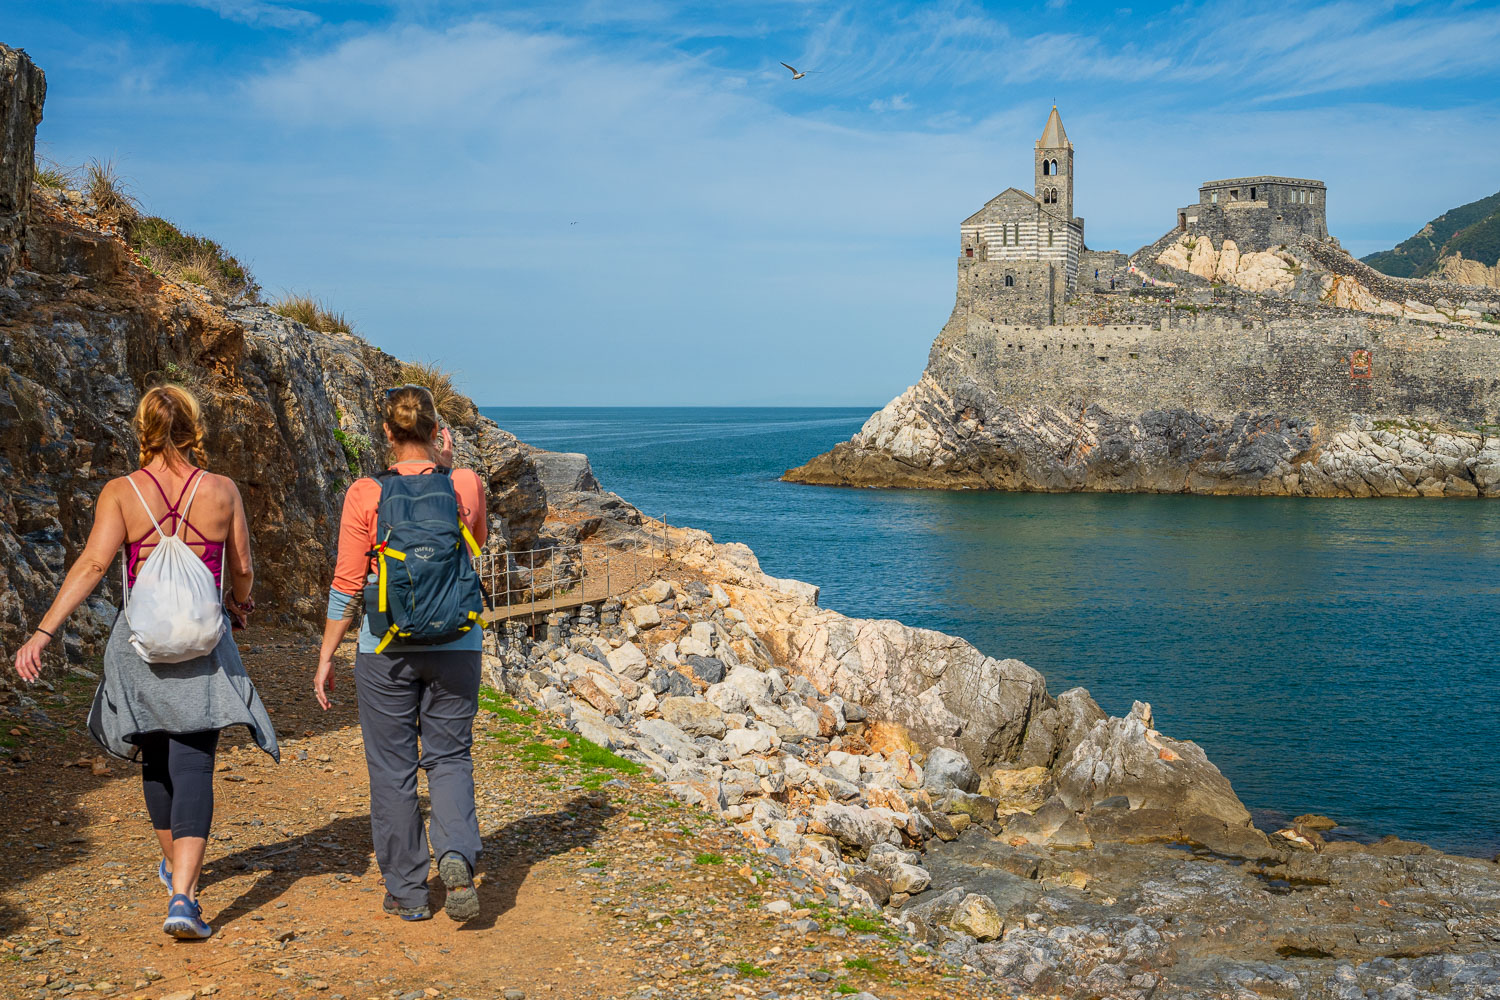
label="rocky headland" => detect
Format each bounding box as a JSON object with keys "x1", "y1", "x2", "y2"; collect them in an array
[
  {"x1": 786, "y1": 193, "x2": 1500, "y2": 499},
  {"x1": 4, "y1": 42, "x2": 1499, "y2": 1000}
]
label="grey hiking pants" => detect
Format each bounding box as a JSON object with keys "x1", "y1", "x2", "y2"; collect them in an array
[{"x1": 353, "y1": 649, "x2": 482, "y2": 908}]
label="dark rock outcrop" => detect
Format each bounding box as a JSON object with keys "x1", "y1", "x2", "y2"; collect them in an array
[{"x1": 0, "y1": 44, "x2": 43, "y2": 284}]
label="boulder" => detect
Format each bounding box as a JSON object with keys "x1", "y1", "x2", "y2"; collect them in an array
[
  {"x1": 1055, "y1": 702, "x2": 1254, "y2": 833},
  {"x1": 949, "y1": 893, "x2": 1003, "y2": 941},
  {"x1": 627, "y1": 580, "x2": 673, "y2": 607},
  {"x1": 658, "y1": 697, "x2": 726, "y2": 739},
  {"x1": 979, "y1": 766, "x2": 1052, "y2": 814},
  {"x1": 1002, "y1": 797, "x2": 1092, "y2": 848},
  {"x1": 635, "y1": 719, "x2": 702, "y2": 760},
  {"x1": 628, "y1": 604, "x2": 662, "y2": 629},
  {"x1": 922, "y1": 746, "x2": 979, "y2": 794},
  {"x1": 605, "y1": 641, "x2": 650, "y2": 681},
  {"x1": 684, "y1": 654, "x2": 726, "y2": 684},
  {"x1": 527, "y1": 449, "x2": 601, "y2": 496},
  {"x1": 704, "y1": 681, "x2": 750, "y2": 714},
  {"x1": 811, "y1": 803, "x2": 900, "y2": 855},
  {"x1": 725, "y1": 664, "x2": 774, "y2": 703},
  {"x1": 722, "y1": 728, "x2": 772, "y2": 757}
]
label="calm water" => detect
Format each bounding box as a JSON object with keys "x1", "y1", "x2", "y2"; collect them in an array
[{"x1": 484, "y1": 406, "x2": 1500, "y2": 856}]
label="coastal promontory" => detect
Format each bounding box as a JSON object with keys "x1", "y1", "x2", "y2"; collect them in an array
[{"x1": 786, "y1": 110, "x2": 1500, "y2": 497}]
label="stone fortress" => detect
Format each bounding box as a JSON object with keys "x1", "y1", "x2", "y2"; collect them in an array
[{"x1": 787, "y1": 108, "x2": 1500, "y2": 497}]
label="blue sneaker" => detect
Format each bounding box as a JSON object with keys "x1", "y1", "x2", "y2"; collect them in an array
[
  {"x1": 158, "y1": 858, "x2": 172, "y2": 892},
  {"x1": 162, "y1": 894, "x2": 212, "y2": 940}
]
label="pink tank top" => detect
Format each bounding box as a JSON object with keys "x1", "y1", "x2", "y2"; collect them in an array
[{"x1": 125, "y1": 469, "x2": 225, "y2": 589}]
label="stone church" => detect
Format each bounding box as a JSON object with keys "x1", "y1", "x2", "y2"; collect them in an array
[{"x1": 958, "y1": 106, "x2": 1086, "y2": 326}]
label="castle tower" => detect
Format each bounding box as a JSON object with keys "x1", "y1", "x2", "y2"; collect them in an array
[{"x1": 1034, "y1": 106, "x2": 1073, "y2": 224}]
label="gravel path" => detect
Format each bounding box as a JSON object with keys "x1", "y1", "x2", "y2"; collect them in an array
[{"x1": 0, "y1": 630, "x2": 1002, "y2": 1000}]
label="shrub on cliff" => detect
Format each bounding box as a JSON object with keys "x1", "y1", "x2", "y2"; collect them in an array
[
  {"x1": 399, "y1": 361, "x2": 476, "y2": 426},
  {"x1": 271, "y1": 294, "x2": 354, "y2": 335},
  {"x1": 130, "y1": 215, "x2": 259, "y2": 302}
]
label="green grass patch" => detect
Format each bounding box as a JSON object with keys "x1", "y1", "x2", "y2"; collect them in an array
[
  {"x1": 834, "y1": 985, "x2": 859, "y2": 995},
  {"x1": 843, "y1": 957, "x2": 876, "y2": 971},
  {"x1": 129, "y1": 214, "x2": 257, "y2": 301},
  {"x1": 842, "y1": 915, "x2": 884, "y2": 933},
  {"x1": 694, "y1": 852, "x2": 725, "y2": 865},
  {"x1": 734, "y1": 961, "x2": 769, "y2": 978}
]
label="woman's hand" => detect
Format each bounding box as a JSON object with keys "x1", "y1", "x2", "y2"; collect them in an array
[
  {"x1": 435, "y1": 426, "x2": 455, "y2": 469},
  {"x1": 13, "y1": 632, "x2": 50, "y2": 683},
  {"x1": 313, "y1": 656, "x2": 336, "y2": 710}
]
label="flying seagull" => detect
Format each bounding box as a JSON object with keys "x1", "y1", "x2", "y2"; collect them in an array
[{"x1": 780, "y1": 61, "x2": 808, "y2": 80}]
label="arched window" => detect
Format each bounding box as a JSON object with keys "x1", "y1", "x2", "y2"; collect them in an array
[
  {"x1": 1048, "y1": 228, "x2": 1054, "y2": 247},
  {"x1": 1042, "y1": 159, "x2": 1051, "y2": 176},
  {"x1": 1001, "y1": 226, "x2": 1008, "y2": 246},
  {"x1": 1052, "y1": 159, "x2": 1060, "y2": 175},
  {"x1": 1005, "y1": 274, "x2": 1014, "y2": 287}
]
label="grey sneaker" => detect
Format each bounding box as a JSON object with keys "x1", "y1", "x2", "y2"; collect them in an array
[
  {"x1": 382, "y1": 893, "x2": 432, "y2": 921},
  {"x1": 438, "y1": 851, "x2": 479, "y2": 921}
]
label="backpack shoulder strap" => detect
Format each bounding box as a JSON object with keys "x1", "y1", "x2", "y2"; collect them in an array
[
  {"x1": 123, "y1": 474, "x2": 167, "y2": 539},
  {"x1": 174, "y1": 470, "x2": 206, "y2": 537}
]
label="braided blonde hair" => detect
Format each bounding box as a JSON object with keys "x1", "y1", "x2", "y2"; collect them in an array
[{"x1": 133, "y1": 384, "x2": 206, "y2": 469}]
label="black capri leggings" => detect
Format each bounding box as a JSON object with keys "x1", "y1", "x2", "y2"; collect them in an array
[{"x1": 138, "y1": 730, "x2": 220, "y2": 840}]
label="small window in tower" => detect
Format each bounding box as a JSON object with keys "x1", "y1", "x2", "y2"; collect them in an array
[
  {"x1": 1005, "y1": 275, "x2": 1014, "y2": 287},
  {"x1": 1053, "y1": 159, "x2": 1061, "y2": 175},
  {"x1": 1211, "y1": 192, "x2": 1218, "y2": 204},
  {"x1": 965, "y1": 247, "x2": 973, "y2": 258},
  {"x1": 1250, "y1": 186, "x2": 1257, "y2": 200},
  {"x1": 1230, "y1": 188, "x2": 1239, "y2": 199},
  {"x1": 1048, "y1": 229, "x2": 1054, "y2": 247}
]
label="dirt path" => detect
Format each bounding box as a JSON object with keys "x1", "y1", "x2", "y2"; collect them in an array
[{"x1": 0, "y1": 630, "x2": 1002, "y2": 1000}]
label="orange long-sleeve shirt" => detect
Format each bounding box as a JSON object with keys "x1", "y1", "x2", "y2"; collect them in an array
[{"x1": 331, "y1": 461, "x2": 488, "y2": 597}]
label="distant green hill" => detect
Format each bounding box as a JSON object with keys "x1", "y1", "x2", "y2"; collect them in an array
[{"x1": 1363, "y1": 190, "x2": 1500, "y2": 278}]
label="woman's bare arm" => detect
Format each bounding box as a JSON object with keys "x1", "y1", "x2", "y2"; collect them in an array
[{"x1": 12, "y1": 480, "x2": 129, "y2": 681}]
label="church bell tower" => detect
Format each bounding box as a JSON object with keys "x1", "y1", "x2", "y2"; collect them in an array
[{"x1": 1034, "y1": 105, "x2": 1073, "y2": 223}]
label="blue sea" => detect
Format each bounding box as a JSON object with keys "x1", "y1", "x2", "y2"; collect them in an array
[{"x1": 483, "y1": 406, "x2": 1500, "y2": 857}]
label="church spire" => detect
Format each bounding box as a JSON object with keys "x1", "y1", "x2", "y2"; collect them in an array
[{"x1": 1038, "y1": 105, "x2": 1070, "y2": 148}]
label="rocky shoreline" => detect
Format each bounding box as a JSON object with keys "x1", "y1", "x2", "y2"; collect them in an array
[
  {"x1": 482, "y1": 475, "x2": 1500, "y2": 999},
  {"x1": 785, "y1": 374, "x2": 1500, "y2": 497}
]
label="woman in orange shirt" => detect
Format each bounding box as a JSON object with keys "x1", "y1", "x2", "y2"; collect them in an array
[{"x1": 315, "y1": 385, "x2": 487, "y2": 922}]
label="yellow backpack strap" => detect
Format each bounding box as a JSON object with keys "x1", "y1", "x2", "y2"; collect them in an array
[
  {"x1": 459, "y1": 522, "x2": 482, "y2": 558},
  {"x1": 373, "y1": 623, "x2": 401, "y2": 654}
]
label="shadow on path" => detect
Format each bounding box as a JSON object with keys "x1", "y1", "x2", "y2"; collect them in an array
[{"x1": 204, "y1": 794, "x2": 618, "y2": 929}]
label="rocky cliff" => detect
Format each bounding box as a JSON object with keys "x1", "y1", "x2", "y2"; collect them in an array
[{"x1": 0, "y1": 43, "x2": 546, "y2": 684}]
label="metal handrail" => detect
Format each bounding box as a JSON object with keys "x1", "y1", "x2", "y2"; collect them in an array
[{"x1": 473, "y1": 514, "x2": 671, "y2": 626}]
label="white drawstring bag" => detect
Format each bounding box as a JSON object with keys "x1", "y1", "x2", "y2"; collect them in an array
[{"x1": 121, "y1": 473, "x2": 225, "y2": 663}]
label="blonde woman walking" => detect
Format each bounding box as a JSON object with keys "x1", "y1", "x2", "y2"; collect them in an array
[{"x1": 12, "y1": 385, "x2": 278, "y2": 940}]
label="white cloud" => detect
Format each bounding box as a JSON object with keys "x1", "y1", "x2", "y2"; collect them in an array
[{"x1": 869, "y1": 93, "x2": 913, "y2": 113}]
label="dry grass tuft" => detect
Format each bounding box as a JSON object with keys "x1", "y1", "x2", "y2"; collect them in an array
[
  {"x1": 33, "y1": 158, "x2": 73, "y2": 190},
  {"x1": 398, "y1": 361, "x2": 476, "y2": 426},
  {"x1": 85, "y1": 158, "x2": 139, "y2": 226},
  {"x1": 270, "y1": 294, "x2": 355, "y2": 335}
]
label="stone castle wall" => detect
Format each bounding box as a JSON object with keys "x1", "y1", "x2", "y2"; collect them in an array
[{"x1": 929, "y1": 308, "x2": 1500, "y2": 428}]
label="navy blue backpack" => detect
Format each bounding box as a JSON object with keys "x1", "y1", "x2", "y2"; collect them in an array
[{"x1": 362, "y1": 467, "x2": 486, "y2": 652}]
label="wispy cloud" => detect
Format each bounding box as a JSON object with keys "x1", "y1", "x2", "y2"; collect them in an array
[
  {"x1": 134, "y1": 0, "x2": 319, "y2": 28},
  {"x1": 27, "y1": 0, "x2": 1500, "y2": 404}
]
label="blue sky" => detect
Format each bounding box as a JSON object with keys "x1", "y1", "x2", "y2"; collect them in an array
[{"x1": 9, "y1": 1, "x2": 1500, "y2": 406}]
